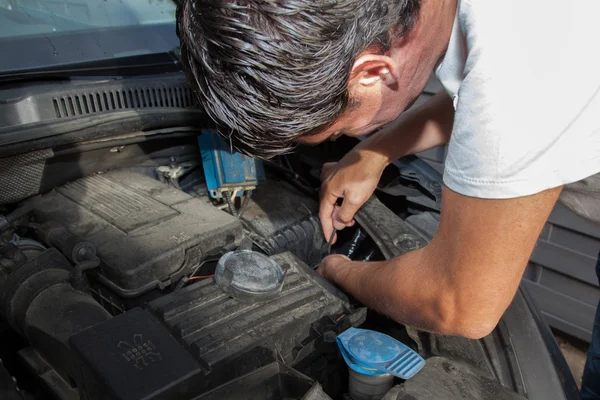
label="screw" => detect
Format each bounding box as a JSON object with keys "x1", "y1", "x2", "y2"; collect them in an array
[
  {"x1": 443, "y1": 363, "x2": 458, "y2": 375},
  {"x1": 323, "y1": 331, "x2": 337, "y2": 343}
]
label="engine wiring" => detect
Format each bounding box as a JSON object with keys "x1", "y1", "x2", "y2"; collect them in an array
[
  {"x1": 188, "y1": 274, "x2": 215, "y2": 281},
  {"x1": 174, "y1": 257, "x2": 221, "y2": 290}
]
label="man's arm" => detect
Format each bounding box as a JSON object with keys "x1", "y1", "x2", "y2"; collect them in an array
[
  {"x1": 357, "y1": 90, "x2": 455, "y2": 163},
  {"x1": 320, "y1": 90, "x2": 454, "y2": 241},
  {"x1": 319, "y1": 185, "x2": 562, "y2": 339}
]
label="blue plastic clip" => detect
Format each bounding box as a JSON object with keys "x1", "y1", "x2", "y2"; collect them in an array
[
  {"x1": 198, "y1": 130, "x2": 265, "y2": 198},
  {"x1": 336, "y1": 328, "x2": 425, "y2": 379}
]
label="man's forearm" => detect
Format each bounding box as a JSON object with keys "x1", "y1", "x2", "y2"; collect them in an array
[
  {"x1": 323, "y1": 248, "x2": 454, "y2": 334},
  {"x1": 321, "y1": 185, "x2": 563, "y2": 339},
  {"x1": 359, "y1": 90, "x2": 454, "y2": 164}
]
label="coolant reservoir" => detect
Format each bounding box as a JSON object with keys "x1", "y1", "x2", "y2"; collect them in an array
[
  {"x1": 348, "y1": 368, "x2": 394, "y2": 400},
  {"x1": 337, "y1": 328, "x2": 426, "y2": 400},
  {"x1": 215, "y1": 250, "x2": 285, "y2": 303}
]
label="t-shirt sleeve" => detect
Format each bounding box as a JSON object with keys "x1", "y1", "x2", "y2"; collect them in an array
[{"x1": 442, "y1": 0, "x2": 600, "y2": 199}]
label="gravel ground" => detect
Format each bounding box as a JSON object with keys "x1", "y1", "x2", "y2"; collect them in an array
[{"x1": 554, "y1": 330, "x2": 589, "y2": 389}]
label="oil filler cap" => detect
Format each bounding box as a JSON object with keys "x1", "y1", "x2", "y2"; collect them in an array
[
  {"x1": 215, "y1": 250, "x2": 285, "y2": 303},
  {"x1": 337, "y1": 328, "x2": 425, "y2": 379}
]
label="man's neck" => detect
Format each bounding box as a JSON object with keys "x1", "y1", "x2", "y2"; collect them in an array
[
  {"x1": 413, "y1": 0, "x2": 458, "y2": 68},
  {"x1": 387, "y1": 0, "x2": 457, "y2": 101}
]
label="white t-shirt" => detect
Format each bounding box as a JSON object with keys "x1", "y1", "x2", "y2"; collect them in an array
[{"x1": 435, "y1": 0, "x2": 600, "y2": 223}]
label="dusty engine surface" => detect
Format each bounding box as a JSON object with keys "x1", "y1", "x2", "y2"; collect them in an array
[
  {"x1": 27, "y1": 170, "x2": 244, "y2": 297},
  {"x1": 0, "y1": 169, "x2": 365, "y2": 400},
  {"x1": 149, "y1": 251, "x2": 359, "y2": 380},
  {"x1": 69, "y1": 252, "x2": 361, "y2": 400}
]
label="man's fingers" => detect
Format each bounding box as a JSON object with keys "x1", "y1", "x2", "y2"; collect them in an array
[
  {"x1": 331, "y1": 206, "x2": 347, "y2": 231},
  {"x1": 321, "y1": 194, "x2": 361, "y2": 240},
  {"x1": 319, "y1": 162, "x2": 361, "y2": 241},
  {"x1": 319, "y1": 194, "x2": 336, "y2": 242},
  {"x1": 317, "y1": 254, "x2": 351, "y2": 281},
  {"x1": 332, "y1": 197, "x2": 361, "y2": 231}
]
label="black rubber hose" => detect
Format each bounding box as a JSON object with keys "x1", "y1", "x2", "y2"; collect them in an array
[{"x1": 70, "y1": 258, "x2": 100, "y2": 291}]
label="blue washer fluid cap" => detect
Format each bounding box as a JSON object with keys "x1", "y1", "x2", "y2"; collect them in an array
[{"x1": 336, "y1": 328, "x2": 425, "y2": 379}]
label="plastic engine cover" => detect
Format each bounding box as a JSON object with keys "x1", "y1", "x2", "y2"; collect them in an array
[
  {"x1": 148, "y1": 251, "x2": 365, "y2": 392},
  {"x1": 27, "y1": 170, "x2": 243, "y2": 297}
]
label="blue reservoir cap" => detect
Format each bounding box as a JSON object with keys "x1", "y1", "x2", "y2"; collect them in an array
[{"x1": 336, "y1": 328, "x2": 425, "y2": 379}]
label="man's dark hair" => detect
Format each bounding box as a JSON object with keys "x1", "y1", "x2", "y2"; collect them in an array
[{"x1": 177, "y1": 0, "x2": 421, "y2": 158}]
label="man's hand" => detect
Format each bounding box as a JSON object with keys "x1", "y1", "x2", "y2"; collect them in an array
[
  {"x1": 319, "y1": 147, "x2": 388, "y2": 243},
  {"x1": 316, "y1": 185, "x2": 563, "y2": 339},
  {"x1": 317, "y1": 254, "x2": 352, "y2": 281},
  {"x1": 319, "y1": 91, "x2": 456, "y2": 243}
]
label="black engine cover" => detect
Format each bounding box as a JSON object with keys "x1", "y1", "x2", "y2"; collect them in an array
[
  {"x1": 70, "y1": 308, "x2": 203, "y2": 400},
  {"x1": 28, "y1": 170, "x2": 243, "y2": 297},
  {"x1": 148, "y1": 251, "x2": 364, "y2": 392},
  {"x1": 63, "y1": 252, "x2": 362, "y2": 399}
]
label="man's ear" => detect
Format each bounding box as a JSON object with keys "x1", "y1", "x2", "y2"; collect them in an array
[{"x1": 350, "y1": 54, "x2": 399, "y2": 87}]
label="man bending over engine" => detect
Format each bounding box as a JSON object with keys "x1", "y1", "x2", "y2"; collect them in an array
[{"x1": 176, "y1": 1, "x2": 600, "y2": 397}]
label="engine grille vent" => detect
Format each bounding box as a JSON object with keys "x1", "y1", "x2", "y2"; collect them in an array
[{"x1": 52, "y1": 86, "x2": 194, "y2": 118}]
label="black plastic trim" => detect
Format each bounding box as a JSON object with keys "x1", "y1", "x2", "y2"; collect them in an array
[{"x1": 0, "y1": 110, "x2": 210, "y2": 158}]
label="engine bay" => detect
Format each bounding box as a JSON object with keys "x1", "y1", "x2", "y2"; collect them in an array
[
  {"x1": 0, "y1": 158, "x2": 379, "y2": 400},
  {"x1": 0, "y1": 131, "x2": 549, "y2": 400}
]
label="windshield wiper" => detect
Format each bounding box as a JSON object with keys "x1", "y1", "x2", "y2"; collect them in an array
[{"x1": 0, "y1": 51, "x2": 182, "y2": 83}]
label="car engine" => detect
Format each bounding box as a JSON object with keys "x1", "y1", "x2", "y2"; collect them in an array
[
  {"x1": 0, "y1": 162, "x2": 372, "y2": 400},
  {"x1": 0, "y1": 126, "x2": 567, "y2": 400}
]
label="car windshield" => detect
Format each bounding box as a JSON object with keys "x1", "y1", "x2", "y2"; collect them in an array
[{"x1": 0, "y1": 0, "x2": 178, "y2": 74}]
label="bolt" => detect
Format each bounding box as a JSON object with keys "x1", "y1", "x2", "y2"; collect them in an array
[
  {"x1": 443, "y1": 362, "x2": 458, "y2": 375},
  {"x1": 394, "y1": 234, "x2": 420, "y2": 251},
  {"x1": 323, "y1": 331, "x2": 337, "y2": 343}
]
